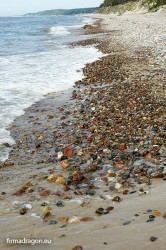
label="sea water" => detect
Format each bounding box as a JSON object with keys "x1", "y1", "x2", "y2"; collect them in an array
[{"x1": 0, "y1": 15, "x2": 103, "y2": 161}]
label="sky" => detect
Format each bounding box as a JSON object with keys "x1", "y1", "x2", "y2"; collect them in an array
[{"x1": 0, "y1": 0, "x2": 104, "y2": 16}]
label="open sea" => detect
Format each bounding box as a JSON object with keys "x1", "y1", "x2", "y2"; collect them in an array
[{"x1": 0, "y1": 15, "x2": 103, "y2": 161}]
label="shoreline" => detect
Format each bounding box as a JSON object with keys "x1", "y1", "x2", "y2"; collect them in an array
[
  {"x1": 0, "y1": 12, "x2": 166, "y2": 250},
  {"x1": 0, "y1": 15, "x2": 104, "y2": 164}
]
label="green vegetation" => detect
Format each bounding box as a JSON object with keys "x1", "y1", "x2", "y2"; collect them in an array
[
  {"x1": 142, "y1": 0, "x2": 166, "y2": 10},
  {"x1": 98, "y1": 0, "x2": 166, "y2": 13},
  {"x1": 100, "y1": 0, "x2": 165, "y2": 8},
  {"x1": 26, "y1": 7, "x2": 98, "y2": 16},
  {"x1": 100, "y1": 0, "x2": 137, "y2": 7}
]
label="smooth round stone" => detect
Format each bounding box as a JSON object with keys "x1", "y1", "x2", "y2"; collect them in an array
[
  {"x1": 56, "y1": 200, "x2": 64, "y2": 207},
  {"x1": 95, "y1": 208, "x2": 104, "y2": 215},
  {"x1": 123, "y1": 221, "x2": 131, "y2": 226},
  {"x1": 41, "y1": 202, "x2": 50, "y2": 207},
  {"x1": 150, "y1": 236, "x2": 157, "y2": 242},
  {"x1": 20, "y1": 207, "x2": 28, "y2": 215},
  {"x1": 149, "y1": 215, "x2": 155, "y2": 219},
  {"x1": 115, "y1": 183, "x2": 122, "y2": 189},
  {"x1": 146, "y1": 218, "x2": 154, "y2": 222},
  {"x1": 49, "y1": 220, "x2": 58, "y2": 225},
  {"x1": 88, "y1": 190, "x2": 96, "y2": 196}
]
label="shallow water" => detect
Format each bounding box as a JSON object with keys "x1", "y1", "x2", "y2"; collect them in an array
[{"x1": 0, "y1": 15, "x2": 103, "y2": 161}]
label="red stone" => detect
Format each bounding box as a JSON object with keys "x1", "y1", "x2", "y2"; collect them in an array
[
  {"x1": 64, "y1": 148, "x2": 73, "y2": 157},
  {"x1": 40, "y1": 190, "x2": 50, "y2": 197}
]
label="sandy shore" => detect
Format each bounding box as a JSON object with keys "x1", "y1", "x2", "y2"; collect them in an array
[{"x1": 0, "y1": 12, "x2": 166, "y2": 250}]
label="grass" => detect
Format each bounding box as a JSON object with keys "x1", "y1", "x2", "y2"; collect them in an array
[{"x1": 97, "y1": 0, "x2": 166, "y2": 14}]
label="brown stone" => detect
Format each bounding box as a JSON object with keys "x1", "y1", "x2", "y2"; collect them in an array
[
  {"x1": 64, "y1": 148, "x2": 73, "y2": 157},
  {"x1": 109, "y1": 172, "x2": 116, "y2": 177},
  {"x1": 150, "y1": 236, "x2": 157, "y2": 242},
  {"x1": 162, "y1": 213, "x2": 166, "y2": 219},
  {"x1": 80, "y1": 217, "x2": 94, "y2": 222},
  {"x1": 153, "y1": 173, "x2": 166, "y2": 178},
  {"x1": 112, "y1": 196, "x2": 121, "y2": 202},
  {"x1": 106, "y1": 206, "x2": 114, "y2": 211},
  {"x1": 72, "y1": 246, "x2": 83, "y2": 250},
  {"x1": 58, "y1": 217, "x2": 69, "y2": 223},
  {"x1": 153, "y1": 211, "x2": 161, "y2": 217},
  {"x1": 40, "y1": 190, "x2": 50, "y2": 197},
  {"x1": 20, "y1": 207, "x2": 28, "y2": 215}
]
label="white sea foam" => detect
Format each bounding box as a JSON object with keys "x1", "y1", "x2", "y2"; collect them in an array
[
  {"x1": 0, "y1": 15, "x2": 102, "y2": 161},
  {"x1": 0, "y1": 46, "x2": 103, "y2": 161},
  {"x1": 82, "y1": 17, "x2": 97, "y2": 24},
  {"x1": 48, "y1": 26, "x2": 70, "y2": 35}
]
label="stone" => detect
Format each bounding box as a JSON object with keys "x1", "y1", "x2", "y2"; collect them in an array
[
  {"x1": 61, "y1": 161, "x2": 70, "y2": 169},
  {"x1": 40, "y1": 190, "x2": 50, "y2": 197},
  {"x1": 58, "y1": 217, "x2": 69, "y2": 223},
  {"x1": 55, "y1": 177, "x2": 65, "y2": 185},
  {"x1": 115, "y1": 183, "x2": 122, "y2": 189},
  {"x1": 47, "y1": 175, "x2": 56, "y2": 182},
  {"x1": 150, "y1": 236, "x2": 157, "y2": 242},
  {"x1": 64, "y1": 148, "x2": 73, "y2": 157},
  {"x1": 149, "y1": 215, "x2": 155, "y2": 219},
  {"x1": 123, "y1": 221, "x2": 131, "y2": 226},
  {"x1": 19, "y1": 207, "x2": 28, "y2": 215},
  {"x1": 112, "y1": 196, "x2": 121, "y2": 202},
  {"x1": 153, "y1": 211, "x2": 161, "y2": 217},
  {"x1": 72, "y1": 246, "x2": 83, "y2": 250},
  {"x1": 80, "y1": 217, "x2": 94, "y2": 222},
  {"x1": 68, "y1": 216, "x2": 80, "y2": 223},
  {"x1": 162, "y1": 213, "x2": 166, "y2": 219},
  {"x1": 56, "y1": 200, "x2": 64, "y2": 207},
  {"x1": 147, "y1": 218, "x2": 154, "y2": 222},
  {"x1": 106, "y1": 206, "x2": 114, "y2": 212},
  {"x1": 83, "y1": 24, "x2": 96, "y2": 29},
  {"x1": 49, "y1": 220, "x2": 58, "y2": 225},
  {"x1": 95, "y1": 208, "x2": 105, "y2": 215},
  {"x1": 41, "y1": 201, "x2": 50, "y2": 206}
]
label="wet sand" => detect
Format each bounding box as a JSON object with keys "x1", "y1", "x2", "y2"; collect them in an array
[{"x1": 0, "y1": 12, "x2": 166, "y2": 250}]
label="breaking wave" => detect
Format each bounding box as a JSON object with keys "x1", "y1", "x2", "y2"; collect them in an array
[{"x1": 46, "y1": 26, "x2": 70, "y2": 35}]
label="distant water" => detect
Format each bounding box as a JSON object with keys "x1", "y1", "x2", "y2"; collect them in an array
[{"x1": 0, "y1": 15, "x2": 103, "y2": 161}]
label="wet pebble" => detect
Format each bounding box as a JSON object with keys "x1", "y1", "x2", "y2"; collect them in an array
[
  {"x1": 95, "y1": 208, "x2": 108, "y2": 215},
  {"x1": 153, "y1": 211, "x2": 161, "y2": 217},
  {"x1": 20, "y1": 207, "x2": 28, "y2": 215},
  {"x1": 49, "y1": 220, "x2": 58, "y2": 225},
  {"x1": 69, "y1": 216, "x2": 80, "y2": 223},
  {"x1": 150, "y1": 236, "x2": 158, "y2": 242},
  {"x1": 56, "y1": 200, "x2": 65, "y2": 207},
  {"x1": 146, "y1": 218, "x2": 154, "y2": 222},
  {"x1": 95, "y1": 208, "x2": 105, "y2": 217},
  {"x1": 106, "y1": 206, "x2": 114, "y2": 212},
  {"x1": 147, "y1": 209, "x2": 152, "y2": 213},
  {"x1": 72, "y1": 246, "x2": 83, "y2": 250},
  {"x1": 123, "y1": 221, "x2": 131, "y2": 226},
  {"x1": 41, "y1": 201, "x2": 50, "y2": 207},
  {"x1": 162, "y1": 213, "x2": 166, "y2": 219},
  {"x1": 40, "y1": 190, "x2": 50, "y2": 197},
  {"x1": 149, "y1": 215, "x2": 155, "y2": 219},
  {"x1": 80, "y1": 217, "x2": 94, "y2": 222},
  {"x1": 112, "y1": 196, "x2": 121, "y2": 202}
]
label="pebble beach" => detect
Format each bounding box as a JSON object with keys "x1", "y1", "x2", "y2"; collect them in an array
[{"x1": 0, "y1": 11, "x2": 166, "y2": 250}]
